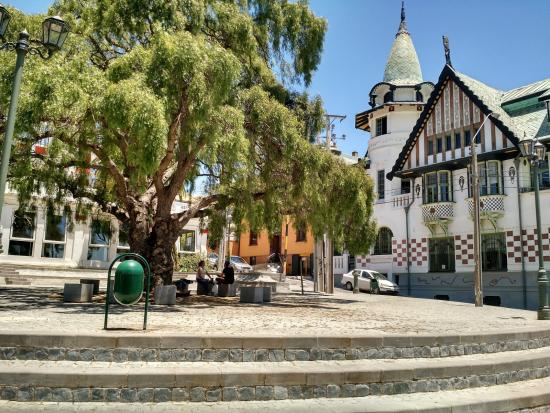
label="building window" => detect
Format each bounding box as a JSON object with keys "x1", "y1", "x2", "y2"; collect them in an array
[
  {"x1": 401, "y1": 179, "x2": 411, "y2": 194},
  {"x1": 455, "y1": 132, "x2": 461, "y2": 149},
  {"x1": 117, "y1": 221, "x2": 130, "y2": 255},
  {"x1": 429, "y1": 237, "x2": 455, "y2": 272},
  {"x1": 469, "y1": 161, "x2": 503, "y2": 196},
  {"x1": 375, "y1": 116, "x2": 387, "y2": 136},
  {"x1": 466, "y1": 130, "x2": 473, "y2": 146},
  {"x1": 445, "y1": 135, "x2": 452, "y2": 151},
  {"x1": 249, "y1": 231, "x2": 258, "y2": 246},
  {"x1": 373, "y1": 227, "x2": 393, "y2": 255},
  {"x1": 249, "y1": 256, "x2": 257, "y2": 266},
  {"x1": 88, "y1": 219, "x2": 110, "y2": 261},
  {"x1": 436, "y1": 137, "x2": 443, "y2": 153},
  {"x1": 377, "y1": 170, "x2": 385, "y2": 200},
  {"x1": 180, "y1": 230, "x2": 196, "y2": 253},
  {"x1": 9, "y1": 210, "x2": 36, "y2": 256},
  {"x1": 296, "y1": 227, "x2": 307, "y2": 242},
  {"x1": 383, "y1": 92, "x2": 393, "y2": 103},
  {"x1": 475, "y1": 128, "x2": 481, "y2": 144},
  {"x1": 416, "y1": 91, "x2": 423, "y2": 102},
  {"x1": 481, "y1": 233, "x2": 507, "y2": 271},
  {"x1": 530, "y1": 156, "x2": 550, "y2": 190},
  {"x1": 424, "y1": 171, "x2": 452, "y2": 203},
  {"x1": 42, "y1": 211, "x2": 67, "y2": 259},
  {"x1": 427, "y1": 140, "x2": 434, "y2": 156}
]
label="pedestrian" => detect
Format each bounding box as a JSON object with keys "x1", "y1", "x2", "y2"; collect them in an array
[
  {"x1": 196, "y1": 260, "x2": 214, "y2": 295},
  {"x1": 216, "y1": 260, "x2": 235, "y2": 285}
]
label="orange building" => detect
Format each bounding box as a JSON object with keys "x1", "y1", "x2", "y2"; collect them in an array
[{"x1": 235, "y1": 220, "x2": 314, "y2": 276}]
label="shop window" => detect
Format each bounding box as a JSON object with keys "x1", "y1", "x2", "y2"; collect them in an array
[
  {"x1": 481, "y1": 233, "x2": 507, "y2": 271},
  {"x1": 180, "y1": 230, "x2": 196, "y2": 253},
  {"x1": 88, "y1": 219, "x2": 110, "y2": 261},
  {"x1": 9, "y1": 210, "x2": 36, "y2": 256},
  {"x1": 249, "y1": 231, "x2": 258, "y2": 246},
  {"x1": 429, "y1": 237, "x2": 455, "y2": 272},
  {"x1": 373, "y1": 227, "x2": 393, "y2": 255},
  {"x1": 42, "y1": 211, "x2": 67, "y2": 258}
]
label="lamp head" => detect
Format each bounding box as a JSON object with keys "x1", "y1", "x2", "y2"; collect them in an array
[
  {"x1": 534, "y1": 138, "x2": 547, "y2": 162},
  {"x1": 42, "y1": 15, "x2": 69, "y2": 51},
  {"x1": 518, "y1": 131, "x2": 534, "y2": 158},
  {"x1": 0, "y1": 4, "x2": 11, "y2": 39}
]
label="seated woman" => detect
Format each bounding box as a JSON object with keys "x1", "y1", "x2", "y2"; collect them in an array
[
  {"x1": 216, "y1": 260, "x2": 235, "y2": 285},
  {"x1": 196, "y1": 260, "x2": 213, "y2": 295}
]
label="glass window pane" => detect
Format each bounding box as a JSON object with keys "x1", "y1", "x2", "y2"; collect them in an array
[
  {"x1": 487, "y1": 162, "x2": 500, "y2": 195},
  {"x1": 90, "y1": 220, "x2": 110, "y2": 245},
  {"x1": 42, "y1": 243, "x2": 65, "y2": 259},
  {"x1": 438, "y1": 172, "x2": 449, "y2": 202},
  {"x1": 87, "y1": 246, "x2": 108, "y2": 261},
  {"x1": 8, "y1": 240, "x2": 33, "y2": 256},
  {"x1": 12, "y1": 211, "x2": 35, "y2": 239},
  {"x1": 180, "y1": 230, "x2": 195, "y2": 252},
  {"x1": 45, "y1": 213, "x2": 66, "y2": 242}
]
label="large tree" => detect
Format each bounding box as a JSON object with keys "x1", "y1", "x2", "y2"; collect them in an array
[{"x1": 0, "y1": 0, "x2": 376, "y2": 284}]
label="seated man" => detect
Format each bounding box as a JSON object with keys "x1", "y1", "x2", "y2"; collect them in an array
[{"x1": 216, "y1": 260, "x2": 235, "y2": 285}]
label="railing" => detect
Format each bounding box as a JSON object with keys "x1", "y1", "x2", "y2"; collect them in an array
[
  {"x1": 392, "y1": 194, "x2": 412, "y2": 208},
  {"x1": 333, "y1": 254, "x2": 349, "y2": 275},
  {"x1": 421, "y1": 202, "x2": 454, "y2": 222},
  {"x1": 466, "y1": 195, "x2": 505, "y2": 218}
]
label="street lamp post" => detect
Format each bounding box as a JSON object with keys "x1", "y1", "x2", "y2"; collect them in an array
[
  {"x1": 0, "y1": 5, "x2": 69, "y2": 251},
  {"x1": 518, "y1": 132, "x2": 550, "y2": 320}
]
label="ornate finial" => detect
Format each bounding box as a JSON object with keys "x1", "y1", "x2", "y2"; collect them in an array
[
  {"x1": 442, "y1": 35, "x2": 452, "y2": 67},
  {"x1": 397, "y1": 1, "x2": 409, "y2": 35}
]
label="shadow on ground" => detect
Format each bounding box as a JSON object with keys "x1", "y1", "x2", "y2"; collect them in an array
[{"x1": 0, "y1": 287, "x2": 362, "y2": 315}]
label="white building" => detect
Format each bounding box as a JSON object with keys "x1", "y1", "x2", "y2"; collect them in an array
[
  {"x1": 355, "y1": 4, "x2": 550, "y2": 309},
  {"x1": 0, "y1": 189, "x2": 207, "y2": 270}
]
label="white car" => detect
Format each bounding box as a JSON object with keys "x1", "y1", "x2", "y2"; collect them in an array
[
  {"x1": 230, "y1": 256, "x2": 253, "y2": 273},
  {"x1": 341, "y1": 269, "x2": 399, "y2": 294}
]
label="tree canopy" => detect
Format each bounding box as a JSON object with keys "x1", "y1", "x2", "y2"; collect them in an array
[{"x1": 0, "y1": 0, "x2": 376, "y2": 284}]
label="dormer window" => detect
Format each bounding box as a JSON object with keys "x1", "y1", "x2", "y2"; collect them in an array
[
  {"x1": 384, "y1": 91, "x2": 393, "y2": 103},
  {"x1": 416, "y1": 91, "x2": 423, "y2": 102}
]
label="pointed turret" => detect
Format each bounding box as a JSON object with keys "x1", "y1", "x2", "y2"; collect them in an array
[{"x1": 383, "y1": 2, "x2": 423, "y2": 85}]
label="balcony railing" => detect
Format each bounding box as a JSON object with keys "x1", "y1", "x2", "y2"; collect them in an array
[
  {"x1": 467, "y1": 195, "x2": 505, "y2": 218},
  {"x1": 421, "y1": 202, "x2": 454, "y2": 223}
]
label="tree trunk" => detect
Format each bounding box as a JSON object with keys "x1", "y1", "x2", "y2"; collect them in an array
[{"x1": 147, "y1": 218, "x2": 179, "y2": 286}]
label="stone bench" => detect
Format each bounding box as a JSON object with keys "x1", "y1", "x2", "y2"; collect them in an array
[
  {"x1": 63, "y1": 283, "x2": 93, "y2": 303},
  {"x1": 79, "y1": 278, "x2": 100, "y2": 295},
  {"x1": 217, "y1": 283, "x2": 237, "y2": 297},
  {"x1": 235, "y1": 274, "x2": 278, "y2": 303}
]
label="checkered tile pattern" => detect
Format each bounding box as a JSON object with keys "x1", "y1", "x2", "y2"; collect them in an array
[
  {"x1": 357, "y1": 238, "x2": 428, "y2": 268},
  {"x1": 506, "y1": 228, "x2": 550, "y2": 264},
  {"x1": 455, "y1": 234, "x2": 474, "y2": 266},
  {"x1": 409, "y1": 238, "x2": 428, "y2": 266},
  {"x1": 355, "y1": 255, "x2": 370, "y2": 267},
  {"x1": 392, "y1": 239, "x2": 407, "y2": 267}
]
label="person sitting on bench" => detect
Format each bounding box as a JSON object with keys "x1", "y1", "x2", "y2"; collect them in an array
[
  {"x1": 216, "y1": 260, "x2": 235, "y2": 285},
  {"x1": 196, "y1": 260, "x2": 214, "y2": 293}
]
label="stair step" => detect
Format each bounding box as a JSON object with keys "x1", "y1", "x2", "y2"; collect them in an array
[
  {"x1": 1, "y1": 376, "x2": 550, "y2": 411},
  {"x1": 1, "y1": 347, "x2": 550, "y2": 402}
]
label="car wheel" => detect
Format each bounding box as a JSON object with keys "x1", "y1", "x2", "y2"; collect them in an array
[{"x1": 345, "y1": 282, "x2": 353, "y2": 291}]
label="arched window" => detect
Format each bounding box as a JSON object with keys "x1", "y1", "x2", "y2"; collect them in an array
[
  {"x1": 373, "y1": 227, "x2": 393, "y2": 255},
  {"x1": 384, "y1": 91, "x2": 393, "y2": 103},
  {"x1": 416, "y1": 91, "x2": 423, "y2": 102}
]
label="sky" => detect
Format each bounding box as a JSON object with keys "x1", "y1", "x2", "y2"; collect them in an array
[{"x1": 6, "y1": 0, "x2": 550, "y2": 157}]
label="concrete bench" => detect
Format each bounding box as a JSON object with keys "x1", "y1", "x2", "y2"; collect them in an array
[
  {"x1": 63, "y1": 283, "x2": 93, "y2": 303},
  {"x1": 80, "y1": 278, "x2": 100, "y2": 295},
  {"x1": 217, "y1": 283, "x2": 237, "y2": 297},
  {"x1": 197, "y1": 281, "x2": 213, "y2": 296},
  {"x1": 235, "y1": 274, "x2": 278, "y2": 303}
]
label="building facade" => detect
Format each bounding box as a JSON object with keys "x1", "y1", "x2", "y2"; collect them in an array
[{"x1": 355, "y1": 4, "x2": 550, "y2": 309}]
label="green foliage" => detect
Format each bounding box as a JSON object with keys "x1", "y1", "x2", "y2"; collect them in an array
[
  {"x1": 176, "y1": 253, "x2": 213, "y2": 272},
  {"x1": 0, "y1": 0, "x2": 376, "y2": 282}
]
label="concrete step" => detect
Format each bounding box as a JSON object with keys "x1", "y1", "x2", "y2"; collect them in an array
[
  {"x1": 1, "y1": 347, "x2": 550, "y2": 403},
  {"x1": 2, "y1": 376, "x2": 550, "y2": 412},
  {"x1": 2, "y1": 327, "x2": 550, "y2": 363}
]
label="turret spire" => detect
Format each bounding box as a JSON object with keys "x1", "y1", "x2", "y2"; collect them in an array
[{"x1": 397, "y1": 1, "x2": 409, "y2": 35}]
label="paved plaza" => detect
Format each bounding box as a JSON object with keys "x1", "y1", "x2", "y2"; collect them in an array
[{"x1": 0, "y1": 278, "x2": 545, "y2": 337}]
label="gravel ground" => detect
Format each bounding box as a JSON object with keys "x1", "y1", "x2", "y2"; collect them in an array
[{"x1": 0, "y1": 277, "x2": 547, "y2": 336}]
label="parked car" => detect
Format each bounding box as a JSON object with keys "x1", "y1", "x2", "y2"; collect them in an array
[
  {"x1": 230, "y1": 255, "x2": 253, "y2": 273},
  {"x1": 254, "y1": 253, "x2": 283, "y2": 274},
  {"x1": 207, "y1": 252, "x2": 219, "y2": 269},
  {"x1": 340, "y1": 269, "x2": 399, "y2": 294}
]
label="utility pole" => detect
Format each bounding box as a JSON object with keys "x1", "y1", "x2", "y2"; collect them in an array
[
  {"x1": 471, "y1": 128, "x2": 483, "y2": 307},
  {"x1": 470, "y1": 113, "x2": 498, "y2": 307}
]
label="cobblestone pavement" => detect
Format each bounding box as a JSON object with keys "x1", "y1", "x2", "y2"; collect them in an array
[{"x1": 0, "y1": 277, "x2": 546, "y2": 336}]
